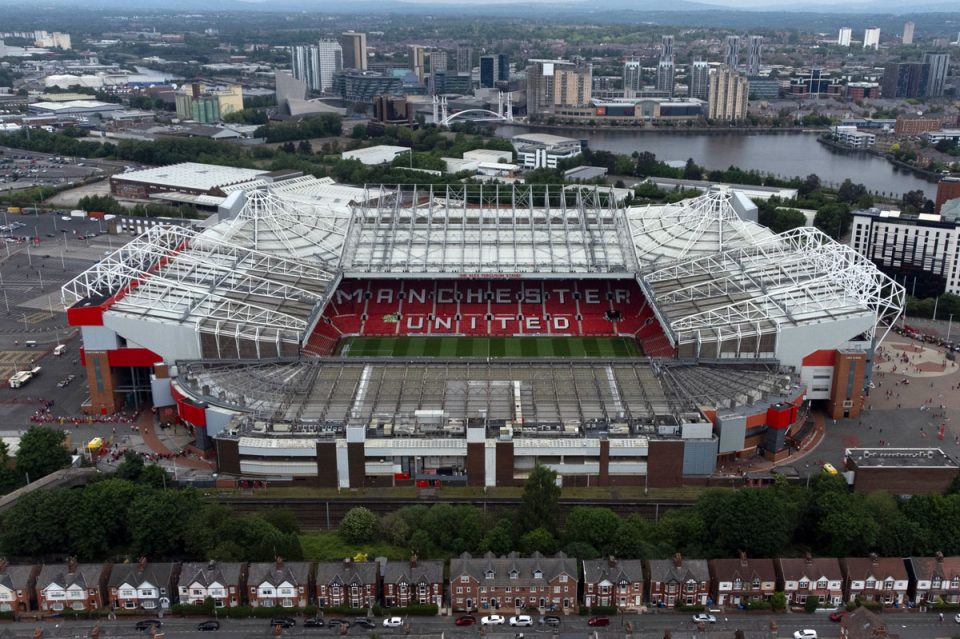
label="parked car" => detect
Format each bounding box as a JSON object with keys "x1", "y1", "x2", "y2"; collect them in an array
[
  {"x1": 304, "y1": 618, "x2": 325, "y2": 628},
  {"x1": 383, "y1": 617, "x2": 404, "y2": 628},
  {"x1": 587, "y1": 617, "x2": 610, "y2": 627},
  {"x1": 327, "y1": 619, "x2": 351, "y2": 628},
  {"x1": 692, "y1": 614, "x2": 717, "y2": 624},
  {"x1": 271, "y1": 617, "x2": 296, "y2": 628},
  {"x1": 197, "y1": 620, "x2": 220, "y2": 631},
  {"x1": 455, "y1": 615, "x2": 477, "y2": 626},
  {"x1": 829, "y1": 610, "x2": 847, "y2": 622},
  {"x1": 539, "y1": 616, "x2": 561, "y2": 627},
  {"x1": 509, "y1": 615, "x2": 533, "y2": 627},
  {"x1": 793, "y1": 631, "x2": 817, "y2": 639},
  {"x1": 481, "y1": 615, "x2": 506, "y2": 626},
  {"x1": 135, "y1": 619, "x2": 163, "y2": 631},
  {"x1": 954, "y1": 613, "x2": 960, "y2": 624},
  {"x1": 354, "y1": 618, "x2": 376, "y2": 629}
]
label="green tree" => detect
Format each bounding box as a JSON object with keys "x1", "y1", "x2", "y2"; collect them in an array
[
  {"x1": 519, "y1": 465, "x2": 561, "y2": 535},
  {"x1": 0, "y1": 489, "x2": 73, "y2": 557},
  {"x1": 813, "y1": 203, "x2": 850, "y2": 240},
  {"x1": 67, "y1": 478, "x2": 140, "y2": 560},
  {"x1": 519, "y1": 527, "x2": 557, "y2": 555},
  {"x1": 114, "y1": 451, "x2": 145, "y2": 481},
  {"x1": 480, "y1": 521, "x2": 515, "y2": 555},
  {"x1": 339, "y1": 507, "x2": 381, "y2": 544},
  {"x1": 127, "y1": 489, "x2": 200, "y2": 557},
  {"x1": 771, "y1": 592, "x2": 787, "y2": 611},
  {"x1": 562, "y1": 507, "x2": 621, "y2": 555},
  {"x1": 261, "y1": 507, "x2": 301, "y2": 535},
  {"x1": 16, "y1": 426, "x2": 71, "y2": 483}
]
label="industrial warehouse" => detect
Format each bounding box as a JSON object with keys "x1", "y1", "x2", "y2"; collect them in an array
[{"x1": 61, "y1": 169, "x2": 906, "y2": 488}]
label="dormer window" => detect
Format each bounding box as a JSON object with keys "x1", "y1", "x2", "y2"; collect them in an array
[
  {"x1": 509, "y1": 571, "x2": 518, "y2": 580},
  {"x1": 485, "y1": 570, "x2": 495, "y2": 580},
  {"x1": 866, "y1": 579, "x2": 876, "y2": 589},
  {"x1": 752, "y1": 578, "x2": 761, "y2": 589},
  {"x1": 798, "y1": 580, "x2": 809, "y2": 590},
  {"x1": 817, "y1": 579, "x2": 827, "y2": 589},
  {"x1": 733, "y1": 579, "x2": 742, "y2": 590},
  {"x1": 533, "y1": 570, "x2": 543, "y2": 579}
]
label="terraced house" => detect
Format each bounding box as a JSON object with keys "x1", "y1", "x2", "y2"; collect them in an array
[
  {"x1": 383, "y1": 555, "x2": 444, "y2": 608},
  {"x1": 108, "y1": 557, "x2": 178, "y2": 610},
  {"x1": 906, "y1": 553, "x2": 960, "y2": 605},
  {"x1": 647, "y1": 554, "x2": 710, "y2": 608},
  {"x1": 315, "y1": 559, "x2": 378, "y2": 608},
  {"x1": 449, "y1": 552, "x2": 578, "y2": 613},
  {"x1": 777, "y1": 555, "x2": 843, "y2": 607},
  {"x1": 582, "y1": 557, "x2": 644, "y2": 610},
  {"x1": 843, "y1": 554, "x2": 909, "y2": 607},
  {"x1": 709, "y1": 553, "x2": 777, "y2": 606},
  {"x1": 246, "y1": 559, "x2": 311, "y2": 608},
  {"x1": 0, "y1": 560, "x2": 39, "y2": 613},
  {"x1": 35, "y1": 559, "x2": 109, "y2": 612},
  {"x1": 178, "y1": 561, "x2": 243, "y2": 608}
]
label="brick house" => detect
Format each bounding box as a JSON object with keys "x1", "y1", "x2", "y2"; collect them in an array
[
  {"x1": 315, "y1": 558, "x2": 378, "y2": 609},
  {"x1": 582, "y1": 557, "x2": 644, "y2": 611},
  {"x1": 246, "y1": 559, "x2": 311, "y2": 608},
  {"x1": 709, "y1": 553, "x2": 777, "y2": 606},
  {"x1": 0, "y1": 560, "x2": 39, "y2": 613},
  {"x1": 108, "y1": 557, "x2": 178, "y2": 611},
  {"x1": 36, "y1": 559, "x2": 110, "y2": 612},
  {"x1": 178, "y1": 561, "x2": 244, "y2": 608},
  {"x1": 647, "y1": 554, "x2": 710, "y2": 608},
  {"x1": 840, "y1": 606, "x2": 899, "y2": 639},
  {"x1": 843, "y1": 553, "x2": 909, "y2": 607},
  {"x1": 382, "y1": 555, "x2": 443, "y2": 608},
  {"x1": 776, "y1": 555, "x2": 843, "y2": 607},
  {"x1": 449, "y1": 551, "x2": 578, "y2": 613},
  {"x1": 905, "y1": 553, "x2": 960, "y2": 605}
]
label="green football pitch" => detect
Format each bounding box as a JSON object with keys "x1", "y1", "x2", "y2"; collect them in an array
[{"x1": 336, "y1": 336, "x2": 643, "y2": 358}]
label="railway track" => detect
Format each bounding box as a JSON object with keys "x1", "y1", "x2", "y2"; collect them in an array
[{"x1": 215, "y1": 495, "x2": 694, "y2": 530}]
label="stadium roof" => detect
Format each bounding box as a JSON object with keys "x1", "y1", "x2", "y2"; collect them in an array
[
  {"x1": 62, "y1": 225, "x2": 338, "y2": 346},
  {"x1": 640, "y1": 227, "x2": 905, "y2": 353},
  {"x1": 627, "y1": 186, "x2": 774, "y2": 270},
  {"x1": 176, "y1": 358, "x2": 791, "y2": 428}
]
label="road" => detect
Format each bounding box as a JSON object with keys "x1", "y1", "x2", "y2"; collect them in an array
[{"x1": 0, "y1": 612, "x2": 953, "y2": 639}]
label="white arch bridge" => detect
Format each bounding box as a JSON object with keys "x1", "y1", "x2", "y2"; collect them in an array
[{"x1": 433, "y1": 93, "x2": 514, "y2": 126}]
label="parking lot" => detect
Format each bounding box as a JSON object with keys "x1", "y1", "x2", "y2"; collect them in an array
[{"x1": 0, "y1": 149, "x2": 103, "y2": 191}]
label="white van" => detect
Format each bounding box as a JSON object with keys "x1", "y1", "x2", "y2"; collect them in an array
[
  {"x1": 53, "y1": 345, "x2": 66, "y2": 356},
  {"x1": 25, "y1": 340, "x2": 37, "y2": 348}
]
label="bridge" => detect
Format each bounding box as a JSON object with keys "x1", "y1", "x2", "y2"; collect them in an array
[{"x1": 433, "y1": 93, "x2": 514, "y2": 127}]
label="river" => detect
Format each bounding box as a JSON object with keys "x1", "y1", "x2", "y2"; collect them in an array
[{"x1": 494, "y1": 126, "x2": 934, "y2": 199}]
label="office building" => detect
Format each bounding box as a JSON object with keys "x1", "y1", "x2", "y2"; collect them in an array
[
  {"x1": 409, "y1": 45, "x2": 426, "y2": 84},
  {"x1": 936, "y1": 177, "x2": 960, "y2": 215},
  {"x1": 456, "y1": 45, "x2": 472, "y2": 73},
  {"x1": 340, "y1": 32, "x2": 367, "y2": 71},
  {"x1": 512, "y1": 133, "x2": 583, "y2": 169},
  {"x1": 838, "y1": 27, "x2": 853, "y2": 47},
  {"x1": 903, "y1": 22, "x2": 915, "y2": 45},
  {"x1": 624, "y1": 59, "x2": 643, "y2": 98},
  {"x1": 429, "y1": 50, "x2": 448, "y2": 74},
  {"x1": 526, "y1": 59, "x2": 592, "y2": 117},
  {"x1": 846, "y1": 82, "x2": 881, "y2": 100},
  {"x1": 724, "y1": 35, "x2": 740, "y2": 69},
  {"x1": 275, "y1": 70, "x2": 307, "y2": 114},
  {"x1": 332, "y1": 71, "x2": 402, "y2": 103},
  {"x1": 881, "y1": 62, "x2": 929, "y2": 98},
  {"x1": 317, "y1": 40, "x2": 343, "y2": 93},
  {"x1": 833, "y1": 125, "x2": 876, "y2": 149},
  {"x1": 497, "y1": 54, "x2": 510, "y2": 84},
  {"x1": 747, "y1": 35, "x2": 762, "y2": 76},
  {"x1": 174, "y1": 83, "x2": 243, "y2": 124},
  {"x1": 747, "y1": 77, "x2": 780, "y2": 100},
  {"x1": 864, "y1": 27, "x2": 881, "y2": 50},
  {"x1": 480, "y1": 55, "x2": 496, "y2": 88},
  {"x1": 689, "y1": 60, "x2": 710, "y2": 100},
  {"x1": 291, "y1": 45, "x2": 320, "y2": 92},
  {"x1": 432, "y1": 71, "x2": 472, "y2": 96},
  {"x1": 850, "y1": 207, "x2": 960, "y2": 297},
  {"x1": 923, "y1": 52, "x2": 950, "y2": 97},
  {"x1": 656, "y1": 60, "x2": 675, "y2": 97},
  {"x1": 790, "y1": 68, "x2": 839, "y2": 96},
  {"x1": 708, "y1": 66, "x2": 748, "y2": 121},
  {"x1": 661, "y1": 35, "x2": 674, "y2": 62}
]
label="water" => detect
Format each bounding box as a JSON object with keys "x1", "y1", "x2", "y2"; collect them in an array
[{"x1": 494, "y1": 125, "x2": 935, "y2": 199}]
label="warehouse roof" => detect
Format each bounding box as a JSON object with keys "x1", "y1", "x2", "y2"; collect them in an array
[{"x1": 111, "y1": 162, "x2": 267, "y2": 191}]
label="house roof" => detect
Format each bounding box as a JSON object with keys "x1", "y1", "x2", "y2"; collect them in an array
[
  {"x1": 647, "y1": 558, "x2": 709, "y2": 584},
  {"x1": 0, "y1": 564, "x2": 37, "y2": 591},
  {"x1": 709, "y1": 556, "x2": 777, "y2": 584},
  {"x1": 36, "y1": 563, "x2": 107, "y2": 591},
  {"x1": 777, "y1": 557, "x2": 843, "y2": 582},
  {"x1": 582, "y1": 558, "x2": 644, "y2": 584},
  {"x1": 108, "y1": 561, "x2": 178, "y2": 591},
  {"x1": 179, "y1": 562, "x2": 244, "y2": 588},
  {"x1": 314, "y1": 560, "x2": 378, "y2": 586},
  {"x1": 843, "y1": 556, "x2": 909, "y2": 582},
  {"x1": 842, "y1": 606, "x2": 899, "y2": 639},
  {"x1": 450, "y1": 552, "x2": 578, "y2": 587},
  {"x1": 247, "y1": 562, "x2": 311, "y2": 588},
  {"x1": 906, "y1": 555, "x2": 960, "y2": 582},
  {"x1": 383, "y1": 559, "x2": 444, "y2": 585}
]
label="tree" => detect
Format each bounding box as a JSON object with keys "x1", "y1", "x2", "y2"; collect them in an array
[
  {"x1": 813, "y1": 203, "x2": 849, "y2": 240},
  {"x1": 770, "y1": 592, "x2": 787, "y2": 611},
  {"x1": 262, "y1": 507, "x2": 301, "y2": 535},
  {"x1": 339, "y1": 507, "x2": 380, "y2": 544},
  {"x1": 519, "y1": 528, "x2": 557, "y2": 555},
  {"x1": 682, "y1": 158, "x2": 703, "y2": 180},
  {"x1": 519, "y1": 465, "x2": 561, "y2": 535},
  {"x1": 562, "y1": 507, "x2": 621, "y2": 555},
  {"x1": 836, "y1": 179, "x2": 867, "y2": 205},
  {"x1": 799, "y1": 173, "x2": 821, "y2": 196},
  {"x1": 0, "y1": 489, "x2": 73, "y2": 557},
  {"x1": 480, "y1": 521, "x2": 515, "y2": 556},
  {"x1": 16, "y1": 426, "x2": 71, "y2": 483},
  {"x1": 901, "y1": 189, "x2": 926, "y2": 213},
  {"x1": 115, "y1": 451, "x2": 145, "y2": 481}
]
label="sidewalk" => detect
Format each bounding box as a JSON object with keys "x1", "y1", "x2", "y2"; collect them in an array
[
  {"x1": 136, "y1": 411, "x2": 215, "y2": 471},
  {"x1": 716, "y1": 412, "x2": 827, "y2": 477}
]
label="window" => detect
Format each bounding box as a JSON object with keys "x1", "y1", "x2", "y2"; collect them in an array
[
  {"x1": 798, "y1": 580, "x2": 809, "y2": 590},
  {"x1": 817, "y1": 579, "x2": 827, "y2": 589},
  {"x1": 485, "y1": 570, "x2": 495, "y2": 580},
  {"x1": 554, "y1": 586, "x2": 560, "y2": 594},
  {"x1": 509, "y1": 571, "x2": 518, "y2": 580},
  {"x1": 460, "y1": 576, "x2": 469, "y2": 583},
  {"x1": 456, "y1": 587, "x2": 463, "y2": 594},
  {"x1": 559, "y1": 575, "x2": 568, "y2": 583},
  {"x1": 533, "y1": 570, "x2": 543, "y2": 579}
]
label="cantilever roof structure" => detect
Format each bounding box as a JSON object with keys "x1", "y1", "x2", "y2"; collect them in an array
[{"x1": 641, "y1": 227, "x2": 905, "y2": 358}]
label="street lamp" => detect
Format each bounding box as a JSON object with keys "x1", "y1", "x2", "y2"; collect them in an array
[{"x1": 949, "y1": 314, "x2": 954, "y2": 342}]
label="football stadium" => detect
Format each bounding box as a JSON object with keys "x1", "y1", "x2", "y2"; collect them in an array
[{"x1": 62, "y1": 169, "x2": 905, "y2": 488}]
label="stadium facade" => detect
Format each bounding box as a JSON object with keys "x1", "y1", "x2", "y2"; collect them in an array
[{"x1": 63, "y1": 168, "x2": 904, "y2": 488}]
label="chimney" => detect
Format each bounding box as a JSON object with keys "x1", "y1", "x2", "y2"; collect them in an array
[
  {"x1": 937, "y1": 551, "x2": 945, "y2": 563},
  {"x1": 276, "y1": 556, "x2": 284, "y2": 570},
  {"x1": 739, "y1": 551, "x2": 747, "y2": 566},
  {"x1": 673, "y1": 553, "x2": 682, "y2": 568},
  {"x1": 67, "y1": 557, "x2": 77, "y2": 573},
  {"x1": 608, "y1": 556, "x2": 617, "y2": 568},
  {"x1": 138, "y1": 556, "x2": 147, "y2": 572},
  {"x1": 410, "y1": 553, "x2": 417, "y2": 568},
  {"x1": 869, "y1": 552, "x2": 878, "y2": 564},
  {"x1": 804, "y1": 552, "x2": 813, "y2": 566},
  {"x1": 344, "y1": 557, "x2": 353, "y2": 570},
  {"x1": 0, "y1": 558, "x2": 7, "y2": 573}
]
